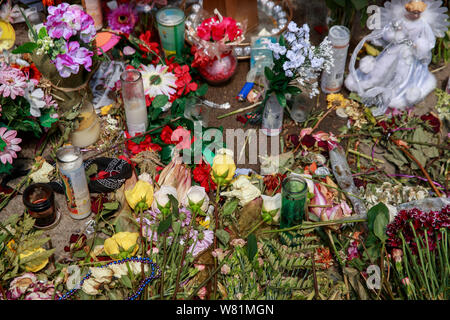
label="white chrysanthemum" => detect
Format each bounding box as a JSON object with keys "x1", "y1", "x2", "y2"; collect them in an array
[{"x1": 140, "y1": 64, "x2": 177, "y2": 98}]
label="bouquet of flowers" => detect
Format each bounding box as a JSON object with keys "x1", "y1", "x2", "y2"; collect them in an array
[
  {"x1": 187, "y1": 10, "x2": 245, "y2": 84},
  {"x1": 266, "y1": 22, "x2": 333, "y2": 106},
  {"x1": 0, "y1": 54, "x2": 58, "y2": 173},
  {"x1": 13, "y1": 3, "x2": 97, "y2": 112}
]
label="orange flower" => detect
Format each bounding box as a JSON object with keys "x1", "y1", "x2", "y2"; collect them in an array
[
  {"x1": 314, "y1": 247, "x2": 333, "y2": 269},
  {"x1": 42, "y1": 0, "x2": 54, "y2": 6}
]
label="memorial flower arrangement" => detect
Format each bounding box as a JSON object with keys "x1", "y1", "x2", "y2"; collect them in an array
[
  {"x1": 266, "y1": 22, "x2": 333, "y2": 106},
  {"x1": 188, "y1": 10, "x2": 245, "y2": 84},
  {"x1": 14, "y1": 2, "x2": 96, "y2": 78}
]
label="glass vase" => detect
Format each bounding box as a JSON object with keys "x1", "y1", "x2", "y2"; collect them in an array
[
  {"x1": 261, "y1": 93, "x2": 284, "y2": 136},
  {"x1": 198, "y1": 48, "x2": 238, "y2": 85},
  {"x1": 280, "y1": 175, "x2": 308, "y2": 229},
  {"x1": 120, "y1": 69, "x2": 148, "y2": 137},
  {"x1": 289, "y1": 94, "x2": 313, "y2": 123}
]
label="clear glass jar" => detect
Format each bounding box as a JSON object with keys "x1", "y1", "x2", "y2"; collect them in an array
[
  {"x1": 71, "y1": 101, "x2": 101, "y2": 148},
  {"x1": 184, "y1": 97, "x2": 210, "y2": 127},
  {"x1": 280, "y1": 175, "x2": 308, "y2": 229},
  {"x1": 262, "y1": 93, "x2": 284, "y2": 136},
  {"x1": 56, "y1": 146, "x2": 91, "y2": 220},
  {"x1": 198, "y1": 48, "x2": 238, "y2": 85},
  {"x1": 289, "y1": 94, "x2": 313, "y2": 123},
  {"x1": 120, "y1": 69, "x2": 148, "y2": 137}
]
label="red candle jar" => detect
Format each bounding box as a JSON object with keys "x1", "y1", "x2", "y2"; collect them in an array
[
  {"x1": 198, "y1": 49, "x2": 237, "y2": 85},
  {"x1": 23, "y1": 183, "x2": 58, "y2": 229}
]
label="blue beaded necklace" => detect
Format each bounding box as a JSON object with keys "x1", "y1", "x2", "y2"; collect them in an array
[{"x1": 58, "y1": 257, "x2": 161, "y2": 300}]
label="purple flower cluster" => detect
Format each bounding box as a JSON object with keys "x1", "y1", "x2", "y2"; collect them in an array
[
  {"x1": 44, "y1": 3, "x2": 96, "y2": 78},
  {"x1": 386, "y1": 205, "x2": 449, "y2": 254}
]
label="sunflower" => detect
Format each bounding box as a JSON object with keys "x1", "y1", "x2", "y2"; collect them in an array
[{"x1": 140, "y1": 64, "x2": 177, "y2": 99}]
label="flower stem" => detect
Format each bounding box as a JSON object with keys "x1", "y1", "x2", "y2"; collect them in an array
[{"x1": 216, "y1": 102, "x2": 262, "y2": 119}]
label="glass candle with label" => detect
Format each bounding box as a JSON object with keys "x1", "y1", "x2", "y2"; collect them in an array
[
  {"x1": 156, "y1": 7, "x2": 185, "y2": 57},
  {"x1": 321, "y1": 25, "x2": 350, "y2": 93},
  {"x1": 120, "y1": 69, "x2": 148, "y2": 137},
  {"x1": 56, "y1": 146, "x2": 91, "y2": 220}
]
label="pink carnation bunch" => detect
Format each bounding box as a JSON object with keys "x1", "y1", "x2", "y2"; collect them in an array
[{"x1": 196, "y1": 16, "x2": 242, "y2": 42}]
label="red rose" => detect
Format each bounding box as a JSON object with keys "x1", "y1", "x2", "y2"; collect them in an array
[
  {"x1": 197, "y1": 23, "x2": 211, "y2": 41},
  {"x1": 211, "y1": 22, "x2": 225, "y2": 41},
  {"x1": 161, "y1": 126, "x2": 174, "y2": 144},
  {"x1": 193, "y1": 161, "x2": 216, "y2": 193}
]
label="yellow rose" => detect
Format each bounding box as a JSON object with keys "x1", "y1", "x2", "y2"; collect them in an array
[
  {"x1": 125, "y1": 180, "x2": 154, "y2": 211},
  {"x1": 104, "y1": 232, "x2": 139, "y2": 258},
  {"x1": 211, "y1": 149, "x2": 236, "y2": 185},
  {"x1": 0, "y1": 20, "x2": 15, "y2": 51},
  {"x1": 19, "y1": 248, "x2": 49, "y2": 273}
]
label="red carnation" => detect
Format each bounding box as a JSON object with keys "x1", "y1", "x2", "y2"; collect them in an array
[
  {"x1": 161, "y1": 125, "x2": 174, "y2": 144},
  {"x1": 193, "y1": 161, "x2": 216, "y2": 193}
]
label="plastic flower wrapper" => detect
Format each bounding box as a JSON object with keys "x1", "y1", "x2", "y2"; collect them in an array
[
  {"x1": 103, "y1": 232, "x2": 139, "y2": 259},
  {"x1": 211, "y1": 148, "x2": 236, "y2": 185},
  {"x1": 221, "y1": 175, "x2": 261, "y2": 206},
  {"x1": 182, "y1": 186, "x2": 209, "y2": 215},
  {"x1": 261, "y1": 193, "x2": 281, "y2": 224},
  {"x1": 124, "y1": 180, "x2": 154, "y2": 212}
]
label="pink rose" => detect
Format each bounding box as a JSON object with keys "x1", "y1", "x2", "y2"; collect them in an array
[{"x1": 211, "y1": 23, "x2": 226, "y2": 41}]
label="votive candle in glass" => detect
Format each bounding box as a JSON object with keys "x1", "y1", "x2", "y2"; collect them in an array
[
  {"x1": 156, "y1": 7, "x2": 185, "y2": 57},
  {"x1": 23, "y1": 183, "x2": 58, "y2": 229},
  {"x1": 56, "y1": 146, "x2": 91, "y2": 220},
  {"x1": 120, "y1": 69, "x2": 148, "y2": 137},
  {"x1": 280, "y1": 175, "x2": 308, "y2": 229}
]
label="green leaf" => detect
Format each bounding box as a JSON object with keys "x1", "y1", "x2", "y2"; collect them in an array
[
  {"x1": 350, "y1": 0, "x2": 368, "y2": 10},
  {"x1": 222, "y1": 198, "x2": 239, "y2": 216},
  {"x1": 195, "y1": 83, "x2": 208, "y2": 97},
  {"x1": 374, "y1": 212, "x2": 389, "y2": 242},
  {"x1": 152, "y1": 95, "x2": 169, "y2": 109},
  {"x1": 286, "y1": 86, "x2": 302, "y2": 95},
  {"x1": 39, "y1": 110, "x2": 58, "y2": 128},
  {"x1": 276, "y1": 92, "x2": 287, "y2": 107},
  {"x1": 247, "y1": 234, "x2": 257, "y2": 261},
  {"x1": 120, "y1": 275, "x2": 133, "y2": 289},
  {"x1": 38, "y1": 26, "x2": 48, "y2": 39},
  {"x1": 168, "y1": 194, "x2": 179, "y2": 219},
  {"x1": 157, "y1": 214, "x2": 172, "y2": 234},
  {"x1": 264, "y1": 66, "x2": 275, "y2": 81},
  {"x1": 151, "y1": 107, "x2": 163, "y2": 121},
  {"x1": 103, "y1": 201, "x2": 120, "y2": 211},
  {"x1": 367, "y1": 202, "x2": 389, "y2": 234},
  {"x1": 12, "y1": 42, "x2": 38, "y2": 54},
  {"x1": 216, "y1": 229, "x2": 230, "y2": 246}
]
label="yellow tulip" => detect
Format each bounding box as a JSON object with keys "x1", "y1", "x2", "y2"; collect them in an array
[
  {"x1": 104, "y1": 232, "x2": 139, "y2": 258},
  {"x1": 125, "y1": 180, "x2": 154, "y2": 211},
  {"x1": 211, "y1": 149, "x2": 236, "y2": 185},
  {"x1": 0, "y1": 19, "x2": 15, "y2": 51},
  {"x1": 19, "y1": 248, "x2": 49, "y2": 273}
]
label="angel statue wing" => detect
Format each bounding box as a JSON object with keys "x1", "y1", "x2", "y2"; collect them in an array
[{"x1": 420, "y1": 0, "x2": 450, "y2": 38}]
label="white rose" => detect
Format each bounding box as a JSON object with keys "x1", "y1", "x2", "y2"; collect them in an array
[
  {"x1": 152, "y1": 185, "x2": 178, "y2": 210},
  {"x1": 183, "y1": 186, "x2": 209, "y2": 213},
  {"x1": 261, "y1": 193, "x2": 282, "y2": 223},
  {"x1": 90, "y1": 267, "x2": 113, "y2": 284},
  {"x1": 108, "y1": 263, "x2": 128, "y2": 278}
]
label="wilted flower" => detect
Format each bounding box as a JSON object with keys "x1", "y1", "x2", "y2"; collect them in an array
[
  {"x1": 220, "y1": 175, "x2": 261, "y2": 206},
  {"x1": 19, "y1": 248, "x2": 49, "y2": 272},
  {"x1": 392, "y1": 248, "x2": 403, "y2": 263},
  {"x1": 230, "y1": 238, "x2": 246, "y2": 248},
  {"x1": 221, "y1": 264, "x2": 231, "y2": 275}
]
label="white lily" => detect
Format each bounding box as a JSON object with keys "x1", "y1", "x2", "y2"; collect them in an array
[
  {"x1": 183, "y1": 186, "x2": 209, "y2": 213},
  {"x1": 152, "y1": 185, "x2": 178, "y2": 211},
  {"x1": 261, "y1": 193, "x2": 282, "y2": 224}
]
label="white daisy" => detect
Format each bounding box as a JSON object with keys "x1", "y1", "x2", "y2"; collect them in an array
[{"x1": 140, "y1": 64, "x2": 177, "y2": 98}]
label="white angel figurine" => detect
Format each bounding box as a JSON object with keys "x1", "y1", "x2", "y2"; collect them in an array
[{"x1": 345, "y1": 0, "x2": 449, "y2": 116}]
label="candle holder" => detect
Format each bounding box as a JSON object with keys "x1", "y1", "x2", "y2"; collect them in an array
[
  {"x1": 23, "y1": 183, "x2": 61, "y2": 229},
  {"x1": 280, "y1": 175, "x2": 308, "y2": 230},
  {"x1": 56, "y1": 146, "x2": 92, "y2": 220},
  {"x1": 120, "y1": 69, "x2": 148, "y2": 137},
  {"x1": 71, "y1": 101, "x2": 101, "y2": 148}
]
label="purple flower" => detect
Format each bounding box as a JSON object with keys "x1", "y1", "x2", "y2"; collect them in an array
[
  {"x1": 53, "y1": 41, "x2": 93, "y2": 78},
  {"x1": 107, "y1": 4, "x2": 138, "y2": 34}
]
